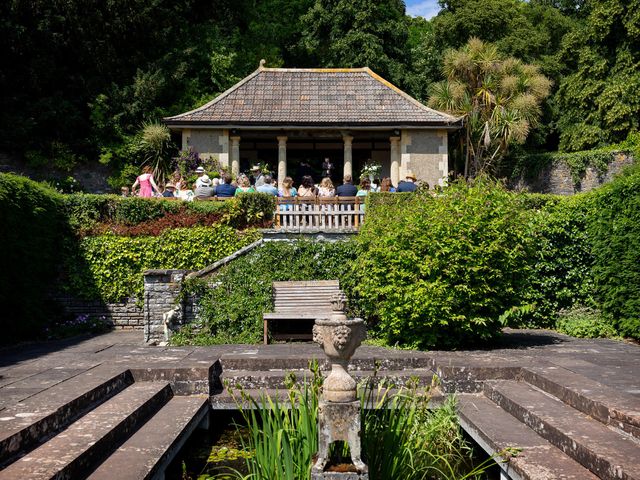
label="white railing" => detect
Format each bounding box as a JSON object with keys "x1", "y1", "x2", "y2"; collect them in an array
[{"x1": 275, "y1": 196, "x2": 365, "y2": 231}]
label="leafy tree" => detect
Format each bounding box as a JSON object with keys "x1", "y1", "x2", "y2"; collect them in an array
[
  {"x1": 430, "y1": 0, "x2": 574, "y2": 151},
  {"x1": 428, "y1": 38, "x2": 551, "y2": 176},
  {"x1": 299, "y1": 0, "x2": 409, "y2": 86},
  {"x1": 555, "y1": 0, "x2": 640, "y2": 151}
]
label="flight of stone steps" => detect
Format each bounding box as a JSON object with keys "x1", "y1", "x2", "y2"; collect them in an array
[
  {"x1": 443, "y1": 362, "x2": 640, "y2": 480},
  {"x1": 0, "y1": 366, "x2": 209, "y2": 480}
]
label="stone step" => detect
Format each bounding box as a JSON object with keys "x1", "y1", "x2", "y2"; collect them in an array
[
  {"x1": 88, "y1": 395, "x2": 209, "y2": 480},
  {"x1": 484, "y1": 380, "x2": 640, "y2": 480},
  {"x1": 0, "y1": 382, "x2": 172, "y2": 480},
  {"x1": 0, "y1": 366, "x2": 132, "y2": 466},
  {"x1": 218, "y1": 346, "x2": 432, "y2": 371},
  {"x1": 521, "y1": 365, "x2": 640, "y2": 439},
  {"x1": 458, "y1": 394, "x2": 599, "y2": 480},
  {"x1": 220, "y1": 368, "x2": 436, "y2": 390}
]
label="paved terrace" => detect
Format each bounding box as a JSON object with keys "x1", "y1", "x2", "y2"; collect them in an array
[{"x1": 0, "y1": 329, "x2": 638, "y2": 479}]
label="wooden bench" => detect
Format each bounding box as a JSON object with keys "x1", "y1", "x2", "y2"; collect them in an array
[{"x1": 262, "y1": 280, "x2": 342, "y2": 344}]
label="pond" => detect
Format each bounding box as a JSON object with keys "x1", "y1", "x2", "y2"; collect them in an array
[{"x1": 166, "y1": 406, "x2": 502, "y2": 480}]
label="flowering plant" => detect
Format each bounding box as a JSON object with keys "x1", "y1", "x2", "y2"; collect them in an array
[{"x1": 361, "y1": 161, "x2": 382, "y2": 178}]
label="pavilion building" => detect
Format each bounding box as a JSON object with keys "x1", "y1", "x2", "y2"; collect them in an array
[{"x1": 164, "y1": 63, "x2": 462, "y2": 188}]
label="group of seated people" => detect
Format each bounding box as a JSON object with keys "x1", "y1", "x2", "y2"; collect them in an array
[
  {"x1": 273, "y1": 172, "x2": 418, "y2": 199},
  {"x1": 127, "y1": 164, "x2": 420, "y2": 201}
]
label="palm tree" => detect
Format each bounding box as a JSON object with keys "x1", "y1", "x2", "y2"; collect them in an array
[{"x1": 428, "y1": 38, "x2": 551, "y2": 177}]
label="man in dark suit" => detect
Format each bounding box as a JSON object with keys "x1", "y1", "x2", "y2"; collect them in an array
[
  {"x1": 336, "y1": 175, "x2": 358, "y2": 196},
  {"x1": 397, "y1": 172, "x2": 418, "y2": 192},
  {"x1": 216, "y1": 174, "x2": 236, "y2": 197}
]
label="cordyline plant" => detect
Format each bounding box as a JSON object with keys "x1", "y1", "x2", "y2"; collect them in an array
[
  {"x1": 138, "y1": 122, "x2": 174, "y2": 185},
  {"x1": 428, "y1": 37, "x2": 551, "y2": 177}
]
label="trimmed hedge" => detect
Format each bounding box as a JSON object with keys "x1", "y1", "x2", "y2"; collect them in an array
[
  {"x1": 0, "y1": 174, "x2": 67, "y2": 342},
  {"x1": 63, "y1": 227, "x2": 261, "y2": 302},
  {"x1": 63, "y1": 192, "x2": 275, "y2": 234}
]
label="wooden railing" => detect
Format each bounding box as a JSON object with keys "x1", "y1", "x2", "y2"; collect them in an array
[{"x1": 275, "y1": 196, "x2": 365, "y2": 231}]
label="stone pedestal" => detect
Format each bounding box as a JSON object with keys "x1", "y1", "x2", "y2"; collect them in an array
[{"x1": 312, "y1": 293, "x2": 368, "y2": 476}]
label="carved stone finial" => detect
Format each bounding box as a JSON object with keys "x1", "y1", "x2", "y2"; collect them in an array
[
  {"x1": 330, "y1": 293, "x2": 347, "y2": 312},
  {"x1": 259, "y1": 59, "x2": 266, "y2": 69}
]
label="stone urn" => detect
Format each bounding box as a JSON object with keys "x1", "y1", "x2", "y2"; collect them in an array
[{"x1": 313, "y1": 293, "x2": 367, "y2": 403}]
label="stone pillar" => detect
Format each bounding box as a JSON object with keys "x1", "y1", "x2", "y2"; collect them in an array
[
  {"x1": 390, "y1": 136, "x2": 401, "y2": 187},
  {"x1": 230, "y1": 136, "x2": 241, "y2": 177},
  {"x1": 143, "y1": 269, "x2": 188, "y2": 345},
  {"x1": 277, "y1": 135, "x2": 288, "y2": 189},
  {"x1": 343, "y1": 134, "x2": 353, "y2": 179}
]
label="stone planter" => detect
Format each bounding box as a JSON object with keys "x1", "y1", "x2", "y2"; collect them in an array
[{"x1": 313, "y1": 317, "x2": 366, "y2": 402}]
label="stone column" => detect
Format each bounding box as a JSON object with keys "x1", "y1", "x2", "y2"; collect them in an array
[
  {"x1": 230, "y1": 136, "x2": 241, "y2": 177},
  {"x1": 343, "y1": 134, "x2": 353, "y2": 179},
  {"x1": 389, "y1": 136, "x2": 401, "y2": 187},
  {"x1": 277, "y1": 135, "x2": 288, "y2": 189}
]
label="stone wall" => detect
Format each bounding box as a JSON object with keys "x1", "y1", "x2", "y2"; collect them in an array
[
  {"x1": 400, "y1": 129, "x2": 448, "y2": 188},
  {"x1": 182, "y1": 128, "x2": 229, "y2": 167},
  {"x1": 511, "y1": 152, "x2": 634, "y2": 195},
  {"x1": 53, "y1": 294, "x2": 143, "y2": 329}
]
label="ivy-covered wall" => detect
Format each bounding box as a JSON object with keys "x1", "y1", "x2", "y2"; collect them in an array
[{"x1": 510, "y1": 150, "x2": 634, "y2": 195}]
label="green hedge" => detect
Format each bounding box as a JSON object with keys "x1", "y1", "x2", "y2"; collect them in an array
[
  {"x1": 348, "y1": 181, "x2": 539, "y2": 349},
  {"x1": 171, "y1": 241, "x2": 358, "y2": 345},
  {"x1": 0, "y1": 174, "x2": 67, "y2": 342},
  {"x1": 63, "y1": 192, "x2": 275, "y2": 233},
  {"x1": 522, "y1": 193, "x2": 596, "y2": 327},
  {"x1": 64, "y1": 227, "x2": 261, "y2": 302},
  {"x1": 588, "y1": 165, "x2": 640, "y2": 339}
]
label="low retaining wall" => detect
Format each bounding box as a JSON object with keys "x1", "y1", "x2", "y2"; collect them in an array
[{"x1": 53, "y1": 294, "x2": 144, "y2": 329}]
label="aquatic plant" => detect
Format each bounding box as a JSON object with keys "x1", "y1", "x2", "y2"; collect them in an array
[{"x1": 204, "y1": 366, "x2": 506, "y2": 480}]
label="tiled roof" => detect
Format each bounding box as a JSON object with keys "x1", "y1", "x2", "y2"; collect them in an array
[{"x1": 164, "y1": 67, "x2": 461, "y2": 127}]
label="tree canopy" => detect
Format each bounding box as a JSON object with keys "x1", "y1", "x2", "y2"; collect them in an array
[{"x1": 0, "y1": 0, "x2": 636, "y2": 183}]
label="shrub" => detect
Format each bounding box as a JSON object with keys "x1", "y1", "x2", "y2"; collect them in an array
[
  {"x1": 0, "y1": 174, "x2": 67, "y2": 343},
  {"x1": 62, "y1": 193, "x2": 275, "y2": 235},
  {"x1": 171, "y1": 241, "x2": 358, "y2": 345},
  {"x1": 520, "y1": 193, "x2": 596, "y2": 327},
  {"x1": 349, "y1": 179, "x2": 539, "y2": 349},
  {"x1": 63, "y1": 226, "x2": 260, "y2": 302},
  {"x1": 587, "y1": 164, "x2": 640, "y2": 339},
  {"x1": 555, "y1": 306, "x2": 618, "y2": 339}
]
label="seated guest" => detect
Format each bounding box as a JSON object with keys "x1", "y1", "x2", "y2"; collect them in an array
[
  {"x1": 356, "y1": 177, "x2": 371, "y2": 197},
  {"x1": 194, "y1": 175, "x2": 215, "y2": 199},
  {"x1": 278, "y1": 177, "x2": 297, "y2": 197},
  {"x1": 336, "y1": 175, "x2": 357, "y2": 196},
  {"x1": 397, "y1": 172, "x2": 418, "y2": 192},
  {"x1": 216, "y1": 174, "x2": 236, "y2": 197},
  {"x1": 256, "y1": 175, "x2": 278, "y2": 196},
  {"x1": 380, "y1": 177, "x2": 396, "y2": 192},
  {"x1": 235, "y1": 176, "x2": 256, "y2": 195},
  {"x1": 162, "y1": 183, "x2": 177, "y2": 198},
  {"x1": 194, "y1": 166, "x2": 206, "y2": 188},
  {"x1": 298, "y1": 175, "x2": 317, "y2": 197},
  {"x1": 318, "y1": 177, "x2": 335, "y2": 197}
]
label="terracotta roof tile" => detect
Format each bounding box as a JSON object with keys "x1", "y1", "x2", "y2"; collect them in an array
[{"x1": 164, "y1": 68, "x2": 460, "y2": 127}]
